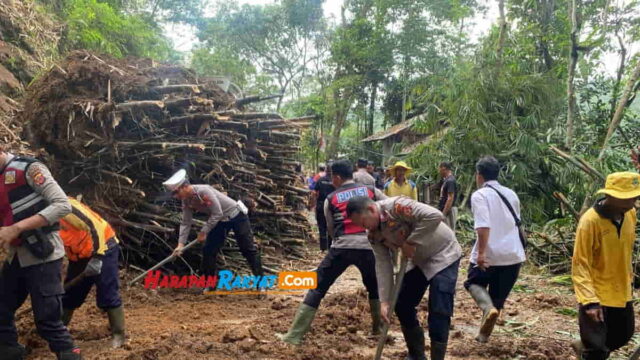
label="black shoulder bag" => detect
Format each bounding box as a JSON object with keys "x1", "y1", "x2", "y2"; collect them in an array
[{"x1": 485, "y1": 185, "x2": 528, "y2": 250}]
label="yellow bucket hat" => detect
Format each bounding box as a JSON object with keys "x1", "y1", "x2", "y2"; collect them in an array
[
  {"x1": 596, "y1": 172, "x2": 640, "y2": 199},
  {"x1": 388, "y1": 161, "x2": 412, "y2": 175}
]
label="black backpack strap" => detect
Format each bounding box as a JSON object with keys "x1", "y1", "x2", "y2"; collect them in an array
[{"x1": 485, "y1": 185, "x2": 521, "y2": 226}]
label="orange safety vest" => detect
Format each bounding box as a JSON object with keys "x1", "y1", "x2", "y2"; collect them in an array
[{"x1": 60, "y1": 197, "x2": 118, "y2": 262}]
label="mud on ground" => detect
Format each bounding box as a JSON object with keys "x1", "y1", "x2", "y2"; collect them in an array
[{"x1": 15, "y1": 249, "x2": 640, "y2": 359}]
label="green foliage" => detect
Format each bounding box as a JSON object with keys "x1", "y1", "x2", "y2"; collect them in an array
[
  {"x1": 195, "y1": 0, "x2": 326, "y2": 109},
  {"x1": 555, "y1": 307, "x2": 578, "y2": 317},
  {"x1": 407, "y1": 55, "x2": 565, "y2": 223},
  {"x1": 191, "y1": 48, "x2": 258, "y2": 90},
  {"x1": 550, "y1": 275, "x2": 573, "y2": 286},
  {"x1": 43, "y1": 0, "x2": 175, "y2": 60}
]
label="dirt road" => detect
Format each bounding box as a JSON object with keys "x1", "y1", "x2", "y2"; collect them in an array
[{"x1": 15, "y1": 246, "x2": 640, "y2": 359}]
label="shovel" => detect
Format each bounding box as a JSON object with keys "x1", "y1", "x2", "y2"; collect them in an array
[
  {"x1": 374, "y1": 254, "x2": 409, "y2": 360},
  {"x1": 128, "y1": 240, "x2": 199, "y2": 286}
]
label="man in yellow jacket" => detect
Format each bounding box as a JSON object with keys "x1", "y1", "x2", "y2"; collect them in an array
[
  {"x1": 59, "y1": 198, "x2": 125, "y2": 349},
  {"x1": 384, "y1": 161, "x2": 418, "y2": 200},
  {"x1": 572, "y1": 172, "x2": 640, "y2": 360}
]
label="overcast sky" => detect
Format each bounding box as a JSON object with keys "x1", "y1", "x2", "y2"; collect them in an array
[{"x1": 167, "y1": 0, "x2": 499, "y2": 52}]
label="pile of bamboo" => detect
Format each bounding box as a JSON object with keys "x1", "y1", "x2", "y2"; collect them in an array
[{"x1": 20, "y1": 51, "x2": 313, "y2": 275}]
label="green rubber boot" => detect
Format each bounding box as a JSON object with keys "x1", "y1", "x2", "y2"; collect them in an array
[
  {"x1": 369, "y1": 299, "x2": 383, "y2": 336},
  {"x1": 276, "y1": 304, "x2": 317, "y2": 345},
  {"x1": 468, "y1": 284, "x2": 499, "y2": 343},
  {"x1": 106, "y1": 306, "x2": 126, "y2": 348},
  {"x1": 61, "y1": 308, "x2": 75, "y2": 327}
]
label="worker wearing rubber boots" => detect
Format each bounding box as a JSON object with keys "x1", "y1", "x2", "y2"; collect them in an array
[
  {"x1": 347, "y1": 196, "x2": 462, "y2": 360},
  {"x1": 166, "y1": 170, "x2": 263, "y2": 292},
  {"x1": 278, "y1": 160, "x2": 386, "y2": 345},
  {"x1": 464, "y1": 156, "x2": 525, "y2": 343},
  {"x1": 60, "y1": 197, "x2": 125, "y2": 348},
  {"x1": 571, "y1": 172, "x2": 639, "y2": 360},
  {"x1": 0, "y1": 150, "x2": 82, "y2": 360}
]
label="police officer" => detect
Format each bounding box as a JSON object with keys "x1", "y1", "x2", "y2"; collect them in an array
[
  {"x1": 347, "y1": 195, "x2": 462, "y2": 360},
  {"x1": 0, "y1": 150, "x2": 82, "y2": 360},
  {"x1": 309, "y1": 161, "x2": 335, "y2": 251},
  {"x1": 278, "y1": 160, "x2": 386, "y2": 345},
  {"x1": 59, "y1": 197, "x2": 125, "y2": 349},
  {"x1": 164, "y1": 170, "x2": 263, "y2": 292}
]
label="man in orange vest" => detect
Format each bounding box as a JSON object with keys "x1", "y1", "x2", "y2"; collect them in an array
[{"x1": 59, "y1": 197, "x2": 125, "y2": 349}]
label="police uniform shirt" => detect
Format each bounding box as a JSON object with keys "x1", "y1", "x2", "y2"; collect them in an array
[
  {"x1": 370, "y1": 196, "x2": 462, "y2": 302},
  {"x1": 178, "y1": 185, "x2": 240, "y2": 244},
  {"x1": 4, "y1": 154, "x2": 71, "y2": 267}
]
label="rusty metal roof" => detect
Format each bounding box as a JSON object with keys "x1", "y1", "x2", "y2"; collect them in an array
[{"x1": 361, "y1": 121, "x2": 412, "y2": 142}]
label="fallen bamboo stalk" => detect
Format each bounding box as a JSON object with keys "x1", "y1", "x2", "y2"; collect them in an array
[
  {"x1": 151, "y1": 84, "x2": 201, "y2": 94},
  {"x1": 550, "y1": 146, "x2": 604, "y2": 181},
  {"x1": 235, "y1": 94, "x2": 283, "y2": 107},
  {"x1": 552, "y1": 192, "x2": 581, "y2": 221},
  {"x1": 116, "y1": 100, "x2": 164, "y2": 112}
]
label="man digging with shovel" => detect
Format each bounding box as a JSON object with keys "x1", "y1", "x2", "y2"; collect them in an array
[
  {"x1": 59, "y1": 197, "x2": 125, "y2": 349},
  {"x1": 347, "y1": 195, "x2": 462, "y2": 360}
]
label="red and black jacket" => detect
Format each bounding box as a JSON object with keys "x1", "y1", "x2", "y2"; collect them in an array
[
  {"x1": 327, "y1": 182, "x2": 377, "y2": 238},
  {"x1": 0, "y1": 157, "x2": 57, "y2": 245}
]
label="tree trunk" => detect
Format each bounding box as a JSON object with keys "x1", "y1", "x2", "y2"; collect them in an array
[
  {"x1": 368, "y1": 82, "x2": 377, "y2": 136},
  {"x1": 608, "y1": 33, "x2": 627, "y2": 121},
  {"x1": 565, "y1": 0, "x2": 579, "y2": 151},
  {"x1": 538, "y1": 0, "x2": 555, "y2": 71},
  {"x1": 326, "y1": 89, "x2": 352, "y2": 159},
  {"x1": 496, "y1": 0, "x2": 507, "y2": 67},
  {"x1": 598, "y1": 57, "x2": 640, "y2": 161}
]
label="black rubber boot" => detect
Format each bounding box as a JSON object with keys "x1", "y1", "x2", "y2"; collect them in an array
[
  {"x1": 0, "y1": 343, "x2": 26, "y2": 360},
  {"x1": 106, "y1": 306, "x2": 126, "y2": 348},
  {"x1": 369, "y1": 299, "x2": 383, "y2": 335},
  {"x1": 430, "y1": 341, "x2": 447, "y2": 360},
  {"x1": 400, "y1": 325, "x2": 426, "y2": 360},
  {"x1": 56, "y1": 347, "x2": 83, "y2": 360},
  {"x1": 61, "y1": 308, "x2": 75, "y2": 327}
]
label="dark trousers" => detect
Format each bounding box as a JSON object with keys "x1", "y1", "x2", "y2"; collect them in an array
[
  {"x1": 395, "y1": 259, "x2": 460, "y2": 343},
  {"x1": 63, "y1": 244, "x2": 122, "y2": 310},
  {"x1": 315, "y1": 207, "x2": 330, "y2": 251},
  {"x1": 0, "y1": 258, "x2": 75, "y2": 352},
  {"x1": 579, "y1": 302, "x2": 634, "y2": 360},
  {"x1": 304, "y1": 248, "x2": 378, "y2": 309},
  {"x1": 201, "y1": 213, "x2": 263, "y2": 278},
  {"x1": 464, "y1": 262, "x2": 521, "y2": 310}
]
